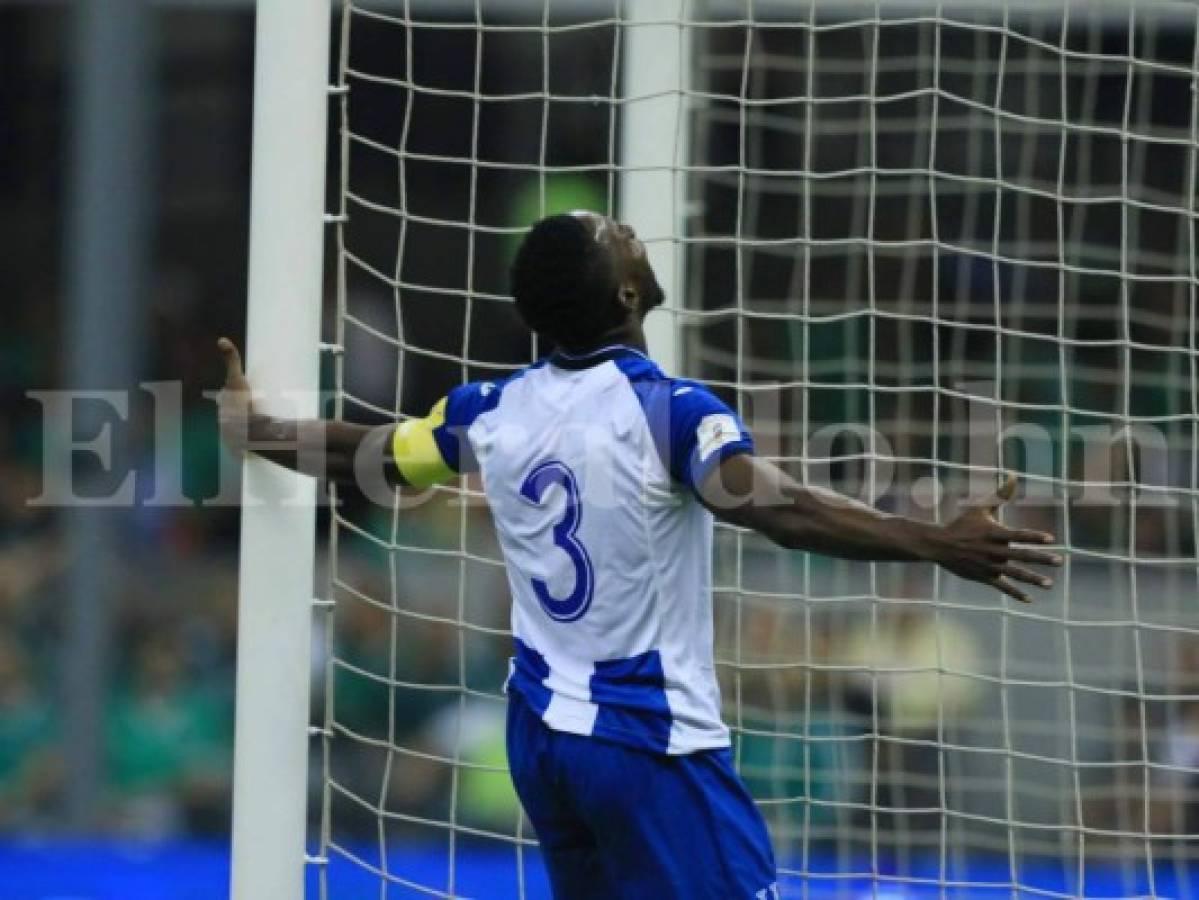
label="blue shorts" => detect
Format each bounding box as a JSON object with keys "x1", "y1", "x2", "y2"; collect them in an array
[{"x1": 506, "y1": 693, "x2": 778, "y2": 899}]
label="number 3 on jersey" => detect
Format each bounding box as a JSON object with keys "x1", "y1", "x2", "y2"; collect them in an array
[{"x1": 519, "y1": 460, "x2": 595, "y2": 622}]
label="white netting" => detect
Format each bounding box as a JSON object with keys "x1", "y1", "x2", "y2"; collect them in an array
[{"x1": 320, "y1": 2, "x2": 1199, "y2": 897}]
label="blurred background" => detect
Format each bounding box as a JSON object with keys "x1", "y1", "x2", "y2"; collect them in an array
[
  {"x1": 4, "y1": 1, "x2": 1199, "y2": 898},
  {"x1": 2, "y1": 4, "x2": 253, "y2": 894}
]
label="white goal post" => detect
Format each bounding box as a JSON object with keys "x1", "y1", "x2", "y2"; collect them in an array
[{"x1": 229, "y1": 1, "x2": 330, "y2": 897}]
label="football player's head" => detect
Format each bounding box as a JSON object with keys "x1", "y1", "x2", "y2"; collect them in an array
[{"x1": 511, "y1": 211, "x2": 664, "y2": 353}]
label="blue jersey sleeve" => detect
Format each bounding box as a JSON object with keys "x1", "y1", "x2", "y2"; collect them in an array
[
  {"x1": 633, "y1": 379, "x2": 755, "y2": 494},
  {"x1": 430, "y1": 380, "x2": 502, "y2": 474}
]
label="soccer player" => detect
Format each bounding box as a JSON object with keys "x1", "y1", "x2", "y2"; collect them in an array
[{"x1": 216, "y1": 211, "x2": 1061, "y2": 899}]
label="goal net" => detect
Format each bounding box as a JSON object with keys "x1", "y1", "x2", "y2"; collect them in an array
[{"x1": 319, "y1": 1, "x2": 1199, "y2": 896}]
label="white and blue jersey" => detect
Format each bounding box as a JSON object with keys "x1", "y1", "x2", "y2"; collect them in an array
[
  {"x1": 395, "y1": 343, "x2": 779, "y2": 897},
  {"x1": 426, "y1": 345, "x2": 754, "y2": 756}
]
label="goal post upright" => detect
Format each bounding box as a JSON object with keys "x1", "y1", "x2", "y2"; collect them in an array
[
  {"x1": 229, "y1": 1, "x2": 331, "y2": 898},
  {"x1": 619, "y1": 0, "x2": 690, "y2": 375}
]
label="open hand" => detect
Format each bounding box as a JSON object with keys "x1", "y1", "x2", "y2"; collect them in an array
[{"x1": 931, "y1": 473, "x2": 1062, "y2": 603}]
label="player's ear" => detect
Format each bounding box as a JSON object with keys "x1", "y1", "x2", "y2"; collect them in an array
[{"x1": 617, "y1": 283, "x2": 640, "y2": 312}]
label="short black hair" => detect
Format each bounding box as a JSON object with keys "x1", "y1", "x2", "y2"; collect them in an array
[{"x1": 510, "y1": 214, "x2": 624, "y2": 352}]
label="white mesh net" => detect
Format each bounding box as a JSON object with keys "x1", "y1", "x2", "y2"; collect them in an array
[{"x1": 320, "y1": 2, "x2": 1199, "y2": 897}]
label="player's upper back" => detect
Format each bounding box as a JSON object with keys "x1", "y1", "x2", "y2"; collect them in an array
[{"x1": 408, "y1": 344, "x2": 754, "y2": 754}]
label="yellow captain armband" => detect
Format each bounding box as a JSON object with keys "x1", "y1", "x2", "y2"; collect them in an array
[{"x1": 392, "y1": 397, "x2": 456, "y2": 488}]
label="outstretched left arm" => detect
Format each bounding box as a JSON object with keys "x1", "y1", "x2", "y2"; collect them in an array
[{"x1": 698, "y1": 453, "x2": 1061, "y2": 604}]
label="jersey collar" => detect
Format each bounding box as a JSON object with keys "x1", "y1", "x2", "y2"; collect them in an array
[{"x1": 548, "y1": 344, "x2": 651, "y2": 370}]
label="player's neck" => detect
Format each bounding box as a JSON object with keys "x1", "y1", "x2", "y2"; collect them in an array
[{"x1": 584, "y1": 320, "x2": 648, "y2": 356}]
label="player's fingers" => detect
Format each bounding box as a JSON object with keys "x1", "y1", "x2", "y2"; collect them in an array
[
  {"x1": 989, "y1": 575, "x2": 1031, "y2": 604},
  {"x1": 990, "y1": 525, "x2": 1055, "y2": 545},
  {"x1": 993, "y1": 546, "x2": 1063, "y2": 567},
  {"x1": 217, "y1": 337, "x2": 244, "y2": 380},
  {"x1": 995, "y1": 562, "x2": 1053, "y2": 589}
]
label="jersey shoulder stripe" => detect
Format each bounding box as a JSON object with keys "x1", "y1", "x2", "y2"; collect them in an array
[
  {"x1": 608, "y1": 355, "x2": 755, "y2": 494},
  {"x1": 434, "y1": 360, "x2": 550, "y2": 472},
  {"x1": 391, "y1": 361, "x2": 547, "y2": 482}
]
